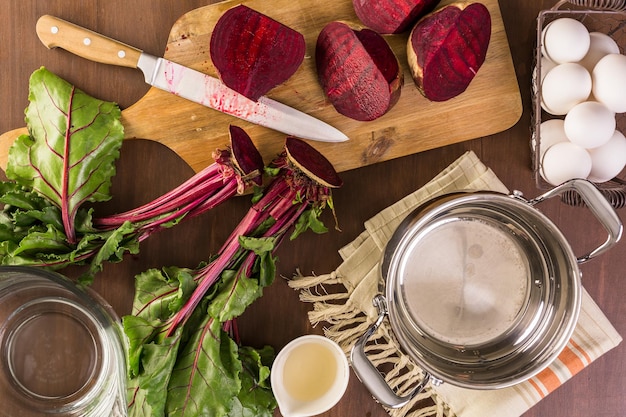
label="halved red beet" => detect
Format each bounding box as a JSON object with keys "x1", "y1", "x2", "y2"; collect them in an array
[
  {"x1": 407, "y1": 2, "x2": 491, "y2": 102},
  {"x1": 316, "y1": 21, "x2": 403, "y2": 121},
  {"x1": 210, "y1": 5, "x2": 306, "y2": 101},
  {"x1": 353, "y1": 0, "x2": 441, "y2": 34},
  {"x1": 229, "y1": 125, "x2": 264, "y2": 186},
  {"x1": 285, "y1": 137, "x2": 343, "y2": 188}
]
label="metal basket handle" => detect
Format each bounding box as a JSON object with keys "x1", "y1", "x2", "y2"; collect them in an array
[
  {"x1": 529, "y1": 179, "x2": 623, "y2": 263},
  {"x1": 561, "y1": 187, "x2": 626, "y2": 208},
  {"x1": 554, "y1": 0, "x2": 626, "y2": 10}
]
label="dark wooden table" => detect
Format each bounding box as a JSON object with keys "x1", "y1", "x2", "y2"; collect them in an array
[{"x1": 1, "y1": 1, "x2": 624, "y2": 416}]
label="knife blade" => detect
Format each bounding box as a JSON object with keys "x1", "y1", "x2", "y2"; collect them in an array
[{"x1": 35, "y1": 15, "x2": 349, "y2": 143}]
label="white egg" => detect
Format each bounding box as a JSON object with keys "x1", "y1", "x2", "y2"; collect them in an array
[
  {"x1": 535, "y1": 119, "x2": 568, "y2": 158},
  {"x1": 541, "y1": 63, "x2": 592, "y2": 115},
  {"x1": 533, "y1": 56, "x2": 557, "y2": 96},
  {"x1": 564, "y1": 101, "x2": 615, "y2": 148},
  {"x1": 541, "y1": 18, "x2": 590, "y2": 64},
  {"x1": 541, "y1": 142, "x2": 592, "y2": 186},
  {"x1": 592, "y1": 53, "x2": 626, "y2": 113},
  {"x1": 588, "y1": 130, "x2": 626, "y2": 182},
  {"x1": 540, "y1": 56, "x2": 557, "y2": 82},
  {"x1": 578, "y1": 32, "x2": 620, "y2": 73}
]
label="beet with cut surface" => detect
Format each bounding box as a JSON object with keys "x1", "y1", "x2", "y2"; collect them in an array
[
  {"x1": 407, "y1": 2, "x2": 491, "y2": 102},
  {"x1": 352, "y1": 0, "x2": 441, "y2": 34},
  {"x1": 229, "y1": 125, "x2": 264, "y2": 186},
  {"x1": 210, "y1": 5, "x2": 306, "y2": 101},
  {"x1": 316, "y1": 21, "x2": 403, "y2": 121},
  {"x1": 285, "y1": 137, "x2": 342, "y2": 188}
]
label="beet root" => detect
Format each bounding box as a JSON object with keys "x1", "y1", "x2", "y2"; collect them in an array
[
  {"x1": 210, "y1": 5, "x2": 306, "y2": 101},
  {"x1": 407, "y1": 2, "x2": 491, "y2": 102},
  {"x1": 229, "y1": 125, "x2": 264, "y2": 186},
  {"x1": 353, "y1": 0, "x2": 441, "y2": 34},
  {"x1": 316, "y1": 21, "x2": 403, "y2": 121},
  {"x1": 285, "y1": 137, "x2": 343, "y2": 188}
]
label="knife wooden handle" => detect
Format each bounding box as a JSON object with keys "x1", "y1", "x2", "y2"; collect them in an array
[{"x1": 36, "y1": 15, "x2": 142, "y2": 68}]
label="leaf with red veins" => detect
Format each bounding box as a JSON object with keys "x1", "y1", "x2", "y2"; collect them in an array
[
  {"x1": 6, "y1": 67, "x2": 124, "y2": 243},
  {"x1": 166, "y1": 316, "x2": 241, "y2": 417}
]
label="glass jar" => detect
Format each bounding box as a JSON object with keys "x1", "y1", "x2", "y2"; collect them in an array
[{"x1": 0, "y1": 266, "x2": 127, "y2": 416}]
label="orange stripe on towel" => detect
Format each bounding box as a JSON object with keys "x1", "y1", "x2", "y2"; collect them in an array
[
  {"x1": 557, "y1": 345, "x2": 587, "y2": 376},
  {"x1": 528, "y1": 378, "x2": 547, "y2": 399},
  {"x1": 569, "y1": 339, "x2": 592, "y2": 364},
  {"x1": 528, "y1": 340, "x2": 593, "y2": 399},
  {"x1": 529, "y1": 367, "x2": 562, "y2": 398}
]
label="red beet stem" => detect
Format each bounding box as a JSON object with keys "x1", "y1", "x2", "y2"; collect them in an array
[
  {"x1": 94, "y1": 163, "x2": 225, "y2": 228},
  {"x1": 93, "y1": 125, "x2": 263, "y2": 236},
  {"x1": 165, "y1": 140, "x2": 341, "y2": 337},
  {"x1": 165, "y1": 178, "x2": 297, "y2": 336},
  {"x1": 135, "y1": 180, "x2": 239, "y2": 243}
]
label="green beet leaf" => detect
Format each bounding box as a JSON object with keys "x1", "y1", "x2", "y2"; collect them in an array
[
  {"x1": 6, "y1": 67, "x2": 124, "y2": 244},
  {"x1": 227, "y1": 346, "x2": 276, "y2": 417},
  {"x1": 127, "y1": 328, "x2": 183, "y2": 417},
  {"x1": 290, "y1": 206, "x2": 327, "y2": 240},
  {"x1": 0, "y1": 67, "x2": 245, "y2": 281},
  {"x1": 207, "y1": 269, "x2": 263, "y2": 323},
  {"x1": 207, "y1": 236, "x2": 277, "y2": 322},
  {"x1": 132, "y1": 267, "x2": 198, "y2": 321},
  {"x1": 124, "y1": 267, "x2": 197, "y2": 377},
  {"x1": 79, "y1": 221, "x2": 140, "y2": 284},
  {"x1": 166, "y1": 317, "x2": 242, "y2": 417},
  {"x1": 124, "y1": 259, "x2": 278, "y2": 417}
]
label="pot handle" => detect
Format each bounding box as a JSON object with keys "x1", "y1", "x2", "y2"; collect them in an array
[
  {"x1": 350, "y1": 295, "x2": 431, "y2": 409},
  {"x1": 528, "y1": 179, "x2": 623, "y2": 263}
]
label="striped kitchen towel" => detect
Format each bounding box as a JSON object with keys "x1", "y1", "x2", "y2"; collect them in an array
[
  {"x1": 435, "y1": 289, "x2": 621, "y2": 417},
  {"x1": 289, "y1": 150, "x2": 622, "y2": 417}
]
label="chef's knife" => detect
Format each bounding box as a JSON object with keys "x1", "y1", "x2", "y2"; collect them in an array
[{"x1": 35, "y1": 15, "x2": 349, "y2": 143}]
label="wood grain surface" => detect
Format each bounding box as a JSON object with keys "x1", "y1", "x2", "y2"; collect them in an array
[
  {"x1": 0, "y1": 1, "x2": 624, "y2": 417},
  {"x1": 0, "y1": 0, "x2": 521, "y2": 173}
]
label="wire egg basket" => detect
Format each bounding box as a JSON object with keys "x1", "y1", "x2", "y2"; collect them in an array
[
  {"x1": 531, "y1": 0, "x2": 626, "y2": 208},
  {"x1": 563, "y1": 0, "x2": 626, "y2": 10}
]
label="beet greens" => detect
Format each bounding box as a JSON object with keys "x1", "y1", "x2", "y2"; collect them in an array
[
  {"x1": 0, "y1": 68, "x2": 264, "y2": 282},
  {"x1": 1, "y1": 67, "x2": 346, "y2": 417},
  {"x1": 123, "y1": 137, "x2": 342, "y2": 417},
  {"x1": 6, "y1": 67, "x2": 124, "y2": 245}
]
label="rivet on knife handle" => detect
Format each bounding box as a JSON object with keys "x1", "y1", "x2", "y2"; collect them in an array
[{"x1": 36, "y1": 15, "x2": 142, "y2": 68}]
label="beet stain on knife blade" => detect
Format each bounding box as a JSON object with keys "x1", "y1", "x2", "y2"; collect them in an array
[{"x1": 140, "y1": 55, "x2": 349, "y2": 143}]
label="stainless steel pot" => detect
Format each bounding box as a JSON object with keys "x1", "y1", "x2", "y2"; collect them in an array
[{"x1": 350, "y1": 179, "x2": 623, "y2": 408}]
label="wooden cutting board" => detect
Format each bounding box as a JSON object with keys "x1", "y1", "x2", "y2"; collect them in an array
[{"x1": 0, "y1": 0, "x2": 522, "y2": 173}]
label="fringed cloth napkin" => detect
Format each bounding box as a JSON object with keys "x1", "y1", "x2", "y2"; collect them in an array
[{"x1": 289, "y1": 151, "x2": 622, "y2": 417}]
